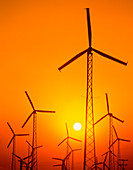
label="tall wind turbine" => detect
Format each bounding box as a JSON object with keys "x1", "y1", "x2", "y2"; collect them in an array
[
  {"x1": 94, "y1": 93, "x2": 124, "y2": 169},
  {"x1": 52, "y1": 151, "x2": 72, "y2": 170},
  {"x1": 67, "y1": 142, "x2": 81, "y2": 170},
  {"x1": 58, "y1": 8, "x2": 127, "y2": 170},
  {"x1": 58, "y1": 123, "x2": 82, "y2": 170},
  {"x1": 12, "y1": 153, "x2": 32, "y2": 170},
  {"x1": 110, "y1": 125, "x2": 130, "y2": 170},
  {"x1": 101, "y1": 151, "x2": 116, "y2": 170},
  {"x1": 7, "y1": 122, "x2": 29, "y2": 170},
  {"x1": 22, "y1": 91, "x2": 55, "y2": 170}
]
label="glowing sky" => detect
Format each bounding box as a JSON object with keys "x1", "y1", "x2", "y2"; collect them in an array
[{"x1": 0, "y1": 0, "x2": 133, "y2": 169}]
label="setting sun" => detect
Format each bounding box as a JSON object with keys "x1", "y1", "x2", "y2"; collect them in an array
[{"x1": 73, "y1": 122, "x2": 82, "y2": 131}]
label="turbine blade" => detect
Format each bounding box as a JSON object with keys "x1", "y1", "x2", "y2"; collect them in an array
[
  {"x1": 94, "y1": 114, "x2": 108, "y2": 125},
  {"x1": 35, "y1": 110, "x2": 55, "y2": 113},
  {"x1": 102, "y1": 151, "x2": 108, "y2": 157},
  {"x1": 104, "y1": 152, "x2": 108, "y2": 163},
  {"x1": 26, "y1": 140, "x2": 33, "y2": 148},
  {"x1": 65, "y1": 123, "x2": 69, "y2": 137},
  {"x1": 104, "y1": 163, "x2": 110, "y2": 170},
  {"x1": 58, "y1": 138, "x2": 67, "y2": 146},
  {"x1": 58, "y1": 48, "x2": 89, "y2": 71},
  {"x1": 22, "y1": 112, "x2": 33, "y2": 128},
  {"x1": 73, "y1": 148, "x2": 81, "y2": 152},
  {"x1": 16, "y1": 134, "x2": 29, "y2": 136},
  {"x1": 12, "y1": 153, "x2": 21, "y2": 160},
  {"x1": 53, "y1": 164, "x2": 62, "y2": 167},
  {"x1": 66, "y1": 141, "x2": 72, "y2": 150},
  {"x1": 52, "y1": 158, "x2": 62, "y2": 161},
  {"x1": 23, "y1": 154, "x2": 32, "y2": 160},
  {"x1": 64, "y1": 151, "x2": 71, "y2": 160},
  {"x1": 112, "y1": 125, "x2": 118, "y2": 138},
  {"x1": 92, "y1": 48, "x2": 127, "y2": 66},
  {"x1": 69, "y1": 137, "x2": 82, "y2": 142},
  {"x1": 86, "y1": 8, "x2": 92, "y2": 47},
  {"x1": 7, "y1": 136, "x2": 14, "y2": 148},
  {"x1": 119, "y1": 138, "x2": 130, "y2": 142},
  {"x1": 34, "y1": 145, "x2": 43, "y2": 149},
  {"x1": 7, "y1": 122, "x2": 14, "y2": 135},
  {"x1": 105, "y1": 93, "x2": 109, "y2": 114},
  {"x1": 111, "y1": 115, "x2": 124, "y2": 123},
  {"x1": 25, "y1": 91, "x2": 35, "y2": 110},
  {"x1": 109, "y1": 150, "x2": 117, "y2": 157},
  {"x1": 109, "y1": 139, "x2": 117, "y2": 148}
]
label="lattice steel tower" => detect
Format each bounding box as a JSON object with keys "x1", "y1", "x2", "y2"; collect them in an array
[
  {"x1": 22, "y1": 91, "x2": 55, "y2": 170},
  {"x1": 58, "y1": 8, "x2": 127, "y2": 170}
]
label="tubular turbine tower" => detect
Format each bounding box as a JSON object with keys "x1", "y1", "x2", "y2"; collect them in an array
[{"x1": 58, "y1": 8, "x2": 127, "y2": 170}]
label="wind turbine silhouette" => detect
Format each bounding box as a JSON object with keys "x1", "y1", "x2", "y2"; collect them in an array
[
  {"x1": 26, "y1": 140, "x2": 43, "y2": 157},
  {"x1": 119, "y1": 159, "x2": 128, "y2": 170},
  {"x1": 22, "y1": 91, "x2": 55, "y2": 170},
  {"x1": 26, "y1": 141, "x2": 43, "y2": 170},
  {"x1": 58, "y1": 8, "x2": 127, "y2": 170},
  {"x1": 12, "y1": 153, "x2": 32, "y2": 170},
  {"x1": 52, "y1": 151, "x2": 72, "y2": 170},
  {"x1": 94, "y1": 93, "x2": 124, "y2": 169},
  {"x1": 109, "y1": 125, "x2": 130, "y2": 170},
  {"x1": 66, "y1": 142, "x2": 81, "y2": 170},
  {"x1": 58, "y1": 123, "x2": 82, "y2": 170},
  {"x1": 7, "y1": 122, "x2": 29, "y2": 170},
  {"x1": 100, "y1": 151, "x2": 116, "y2": 170}
]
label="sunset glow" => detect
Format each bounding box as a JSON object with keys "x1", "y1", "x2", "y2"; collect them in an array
[
  {"x1": 73, "y1": 122, "x2": 82, "y2": 131},
  {"x1": 0, "y1": 0, "x2": 133, "y2": 170}
]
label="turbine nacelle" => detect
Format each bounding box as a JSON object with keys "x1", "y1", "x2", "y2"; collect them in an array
[{"x1": 22, "y1": 91, "x2": 56, "y2": 128}]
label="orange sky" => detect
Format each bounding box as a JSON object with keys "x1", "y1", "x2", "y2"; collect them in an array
[{"x1": 0, "y1": 0, "x2": 133, "y2": 169}]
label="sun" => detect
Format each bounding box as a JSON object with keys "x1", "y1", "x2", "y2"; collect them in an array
[{"x1": 73, "y1": 122, "x2": 82, "y2": 131}]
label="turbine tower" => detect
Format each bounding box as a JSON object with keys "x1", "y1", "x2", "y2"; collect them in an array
[
  {"x1": 58, "y1": 8, "x2": 127, "y2": 170},
  {"x1": 58, "y1": 123, "x2": 82, "y2": 170},
  {"x1": 67, "y1": 142, "x2": 81, "y2": 170},
  {"x1": 94, "y1": 93, "x2": 124, "y2": 169},
  {"x1": 12, "y1": 153, "x2": 32, "y2": 170},
  {"x1": 7, "y1": 122, "x2": 29, "y2": 170},
  {"x1": 119, "y1": 159, "x2": 128, "y2": 170},
  {"x1": 22, "y1": 91, "x2": 55, "y2": 170},
  {"x1": 110, "y1": 125, "x2": 130, "y2": 170}
]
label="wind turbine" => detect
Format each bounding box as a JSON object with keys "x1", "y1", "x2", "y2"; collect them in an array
[
  {"x1": 119, "y1": 159, "x2": 128, "y2": 170},
  {"x1": 26, "y1": 140, "x2": 43, "y2": 170},
  {"x1": 22, "y1": 91, "x2": 55, "y2": 170},
  {"x1": 7, "y1": 122, "x2": 29, "y2": 170},
  {"x1": 94, "y1": 93, "x2": 124, "y2": 169},
  {"x1": 26, "y1": 140, "x2": 43, "y2": 157},
  {"x1": 109, "y1": 125, "x2": 130, "y2": 170},
  {"x1": 12, "y1": 153, "x2": 32, "y2": 170},
  {"x1": 58, "y1": 8, "x2": 127, "y2": 170},
  {"x1": 52, "y1": 151, "x2": 72, "y2": 170},
  {"x1": 67, "y1": 142, "x2": 81, "y2": 170},
  {"x1": 58, "y1": 123, "x2": 82, "y2": 170},
  {"x1": 101, "y1": 151, "x2": 116, "y2": 170}
]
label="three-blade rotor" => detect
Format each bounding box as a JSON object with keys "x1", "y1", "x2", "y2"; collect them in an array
[
  {"x1": 58, "y1": 8, "x2": 127, "y2": 72},
  {"x1": 58, "y1": 123, "x2": 82, "y2": 146},
  {"x1": 109, "y1": 125, "x2": 131, "y2": 148},
  {"x1": 66, "y1": 141, "x2": 81, "y2": 153},
  {"x1": 7, "y1": 122, "x2": 29, "y2": 148},
  {"x1": 22, "y1": 91, "x2": 55, "y2": 128},
  {"x1": 94, "y1": 93, "x2": 124, "y2": 125},
  {"x1": 26, "y1": 140, "x2": 43, "y2": 152}
]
